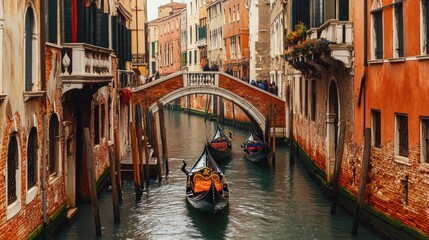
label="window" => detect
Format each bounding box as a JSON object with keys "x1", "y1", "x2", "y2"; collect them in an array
[
  {"x1": 224, "y1": 9, "x2": 226, "y2": 24},
  {"x1": 393, "y1": 2, "x2": 404, "y2": 57},
  {"x1": 25, "y1": 7, "x2": 36, "y2": 91},
  {"x1": 7, "y1": 134, "x2": 19, "y2": 205},
  {"x1": 49, "y1": 114, "x2": 60, "y2": 175},
  {"x1": 194, "y1": 50, "x2": 197, "y2": 64},
  {"x1": 372, "y1": 10, "x2": 383, "y2": 59},
  {"x1": 190, "y1": 26, "x2": 193, "y2": 44},
  {"x1": 421, "y1": 0, "x2": 429, "y2": 54},
  {"x1": 421, "y1": 118, "x2": 429, "y2": 163},
  {"x1": 372, "y1": 110, "x2": 381, "y2": 148},
  {"x1": 189, "y1": 51, "x2": 192, "y2": 65},
  {"x1": 395, "y1": 114, "x2": 408, "y2": 158},
  {"x1": 237, "y1": 4, "x2": 240, "y2": 20},
  {"x1": 229, "y1": 8, "x2": 231, "y2": 23},
  {"x1": 47, "y1": 0, "x2": 58, "y2": 43},
  {"x1": 233, "y1": 6, "x2": 236, "y2": 21},
  {"x1": 27, "y1": 127, "x2": 38, "y2": 189}
]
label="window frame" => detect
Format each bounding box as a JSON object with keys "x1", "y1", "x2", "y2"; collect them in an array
[
  {"x1": 6, "y1": 133, "x2": 22, "y2": 220},
  {"x1": 24, "y1": 6, "x2": 39, "y2": 92},
  {"x1": 26, "y1": 127, "x2": 39, "y2": 204},
  {"x1": 420, "y1": 117, "x2": 429, "y2": 164},
  {"x1": 371, "y1": 110, "x2": 381, "y2": 148},
  {"x1": 420, "y1": 0, "x2": 429, "y2": 54},
  {"x1": 394, "y1": 113, "x2": 409, "y2": 161},
  {"x1": 49, "y1": 114, "x2": 61, "y2": 177},
  {"x1": 393, "y1": 1, "x2": 404, "y2": 57}
]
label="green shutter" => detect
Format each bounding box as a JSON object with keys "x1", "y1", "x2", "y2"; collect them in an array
[
  {"x1": 101, "y1": 13, "x2": 109, "y2": 48},
  {"x1": 47, "y1": 0, "x2": 58, "y2": 43},
  {"x1": 339, "y1": 0, "x2": 349, "y2": 21},
  {"x1": 62, "y1": 0, "x2": 72, "y2": 43},
  {"x1": 96, "y1": 8, "x2": 102, "y2": 46},
  {"x1": 126, "y1": 29, "x2": 132, "y2": 61},
  {"x1": 111, "y1": 16, "x2": 118, "y2": 52}
]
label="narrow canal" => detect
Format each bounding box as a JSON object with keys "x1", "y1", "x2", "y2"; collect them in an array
[{"x1": 56, "y1": 110, "x2": 380, "y2": 240}]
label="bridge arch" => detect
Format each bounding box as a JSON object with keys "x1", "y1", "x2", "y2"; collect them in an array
[
  {"x1": 132, "y1": 71, "x2": 286, "y2": 135},
  {"x1": 149, "y1": 86, "x2": 266, "y2": 132}
]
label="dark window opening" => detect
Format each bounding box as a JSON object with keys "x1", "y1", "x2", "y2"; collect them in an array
[
  {"x1": 372, "y1": 110, "x2": 381, "y2": 148},
  {"x1": 25, "y1": 8, "x2": 34, "y2": 91},
  {"x1": 7, "y1": 134, "x2": 18, "y2": 205},
  {"x1": 395, "y1": 3, "x2": 404, "y2": 57},
  {"x1": 373, "y1": 10, "x2": 383, "y2": 59},
  {"x1": 397, "y1": 115, "x2": 408, "y2": 157},
  {"x1": 49, "y1": 115, "x2": 60, "y2": 175},
  {"x1": 47, "y1": 0, "x2": 58, "y2": 43},
  {"x1": 27, "y1": 128, "x2": 38, "y2": 189}
]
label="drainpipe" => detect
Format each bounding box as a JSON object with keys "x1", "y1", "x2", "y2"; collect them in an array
[{"x1": 40, "y1": 0, "x2": 47, "y2": 238}]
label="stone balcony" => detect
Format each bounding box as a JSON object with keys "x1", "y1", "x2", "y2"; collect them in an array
[
  {"x1": 288, "y1": 19, "x2": 354, "y2": 73},
  {"x1": 60, "y1": 43, "x2": 114, "y2": 94},
  {"x1": 197, "y1": 38, "x2": 207, "y2": 48}
]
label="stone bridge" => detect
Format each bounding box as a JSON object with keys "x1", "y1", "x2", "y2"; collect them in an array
[{"x1": 132, "y1": 71, "x2": 286, "y2": 134}]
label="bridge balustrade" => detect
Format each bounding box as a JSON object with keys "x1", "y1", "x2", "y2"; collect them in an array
[{"x1": 184, "y1": 72, "x2": 218, "y2": 87}]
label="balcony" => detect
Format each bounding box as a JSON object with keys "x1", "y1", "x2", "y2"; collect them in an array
[
  {"x1": 286, "y1": 20, "x2": 353, "y2": 74},
  {"x1": 60, "y1": 43, "x2": 114, "y2": 94}
]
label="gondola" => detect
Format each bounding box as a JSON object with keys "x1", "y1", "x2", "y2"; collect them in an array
[
  {"x1": 242, "y1": 130, "x2": 272, "y2": 163},
  {"x1": 181, "y1": 146, "x2": 229, "y2": 213},
  {"x1": 206, "y1": 125, "x2": 233, "y2": 162}
]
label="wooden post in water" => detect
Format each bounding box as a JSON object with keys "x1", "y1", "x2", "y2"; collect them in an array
[
  {"x1": 130, "y1": 122, "x2": 142, "y2": 199},
  {"x1": 157, "y1": 101, "x2": 169, "y2": 177},
  {"x1": 136, "y1": 112, "x2": 145, "y2": 187},
  {"x1": 272, "y1": 104, "x2": 277, "y2": 163},
  {"x1": 331, "y1": 120, "x2": 346, "y2": 214},
  {"x1": 288, "y1": 84, "x2": 295, "y2": 165},
  {"x1": 108, "y1": 146, "x2": 120, "y2": 222},
  {"x1": 204, "y1": 94, "x2": 210, "y2": 123},
  {"x1": 83, "y1": 128, "x2": 102, "y2": 236},
  {"x1": 351, "y1": 128, "x2": 371, "y2": 235},
  {"x1": 114, "y1": 128, "x2": 122, "y2": 202},
  {"x1": 232, "y1": 102, "x2": 236, "y2": 128},
  {"x1": 142, "y1": 108, "x2": 150, "y2": 186},
  {"x1": 152, "y1": 112, "x2": 163, "y2": 181}
]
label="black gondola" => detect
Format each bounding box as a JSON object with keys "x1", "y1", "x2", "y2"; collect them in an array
[
  {"x1": 206, "y1": 125, "x2": 233, "y2": 162},
  {"x1": 242, "y1": 130, "x2": 272, "y2": 163},
  {"x1": 181, "y1": 147, "x2": 229, "y2": 213}
]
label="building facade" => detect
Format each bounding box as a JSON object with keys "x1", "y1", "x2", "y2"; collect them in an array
[
  {"x1": 187, "y1": 0, "x2": 201, "y2": 71},
  {"x1": 180, "y1": 9, "x2": 188, "y2": 70},
  {"x1": 269, "y1": 0, "x2": 285, "y2": 98},
  {"x1": 129, "y1": 0, "x2": 148, "y2": 79},
  {"x1": 148, "y1": 19, "x2": 160, "y2": 79},
  {"x1": 249, "y1": 0, "x2": 271, "y2": 81},
  {"x1": 223, "y1": 0, "x2": 249, "y2": 79},
  {"x1": 0, "y1": 1, "x2": 132, "y2": 238},
  {"x1": 207, "y1": 0, "x2": 224, "y2": 70},
  {"x1": 158, "y1": 11, "x2": 182, "y2": 76}
]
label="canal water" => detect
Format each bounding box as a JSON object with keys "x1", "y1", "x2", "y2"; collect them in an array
[{"x1": 56, "y1": 110, "x2": 380, "y2": 240}]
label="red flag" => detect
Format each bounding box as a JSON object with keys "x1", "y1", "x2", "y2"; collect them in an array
[{"x1": 72, "y1": 0, "x2": 77, "y2": 42}]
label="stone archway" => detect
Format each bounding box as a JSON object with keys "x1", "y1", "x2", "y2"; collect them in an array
[
  {"x1": 326, "y1": 80, "x2": 339, "y2": 182},
  {"x1": 149, "y1": 87, "x2": 267, "y2": 133}
]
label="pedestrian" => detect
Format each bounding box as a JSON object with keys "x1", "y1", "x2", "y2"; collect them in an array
[{"x1": 203, "y1": 63, "x2": 210, "y2": 71}]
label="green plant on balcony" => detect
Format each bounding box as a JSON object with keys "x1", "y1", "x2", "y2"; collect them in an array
[{"x1": 284, "y1": 38, "x2": 330, "y2": 58}]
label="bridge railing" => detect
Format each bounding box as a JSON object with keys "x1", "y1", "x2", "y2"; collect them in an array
[{"x1": 183, "y1": 72, "x2": 218, "y2": 87}]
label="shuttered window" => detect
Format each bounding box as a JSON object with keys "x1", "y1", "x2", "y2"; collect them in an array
[
  {"x1": 62, "y1": 0, "x2": 72, "y2": 43},
  {"x1": 111, "y1": 16, "x2": 118, "y2": 52},
  {"x1": 47, "y1": 0, "x2": 58, "y2": 43},
  {"x1": 339, "y1": 0, "x2": 349, "y2": 21}
]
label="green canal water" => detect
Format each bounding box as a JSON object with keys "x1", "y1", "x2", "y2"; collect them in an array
[{"x1": 56, "y1": 110, "x2": 381, "y2": 240}]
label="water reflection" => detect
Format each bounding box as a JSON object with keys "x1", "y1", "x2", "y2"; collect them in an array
[{"x1": 56, "y1": 111, "x2": 381, "y2": 240}]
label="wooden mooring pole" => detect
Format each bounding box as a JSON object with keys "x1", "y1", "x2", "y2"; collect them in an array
[
  {"x1": 288, "y1": 85, "x2": 295, "y2": 165},
  {"x1": 142, "y1": 108, "x2": 150, "y2": 186},
  {"x1": 130, "y1": 121, "x2": 142, "y2": 199},
  {"x1": 331, "y1": 120, "x2": 346, "y2": 214},
  {"x1": 157, "y1": 102, "x2": 169, "y2": 177},
  {"x1": 152, "y1": 112, "x2": 163, "y2": 181},
  {"x1": 83, "y1": 128, "x2": 102, "y2": 236},
  {"x1": 114, "y1": 128, "x2": 123, "y2": 202},
  {"x1": 351, "y1": 128, "x2": 371, "y2": 235},
  {"x1": 272, "y1": 104, "x2": 277, "y2": 163},
  {"x1": 108, "y1": 146, "x2": 120, "y2": 222}
]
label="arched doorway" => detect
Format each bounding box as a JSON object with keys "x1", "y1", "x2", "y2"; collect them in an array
[{"x1": 326, "y1": 80, "x2": 339, "y2": 182}]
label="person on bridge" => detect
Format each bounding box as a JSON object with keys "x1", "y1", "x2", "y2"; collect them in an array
[{"x1": 203, "y1": 63, "x2": 211, "y2": 71}]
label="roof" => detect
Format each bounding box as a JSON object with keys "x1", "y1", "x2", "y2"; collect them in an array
[{"x1": 159, "y1": 2, "x2": 186, "y2": 10}]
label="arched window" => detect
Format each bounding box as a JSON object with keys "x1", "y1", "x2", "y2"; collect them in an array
[
  {"x1": 7, "y1": 134, "x2": 19, "y2": 205},
  {"x1": 25, "y1": 7, "x2": 35, "y2": 91},
  {"x1": 49, "y1": 114, "x2": 60, "y2": 175},
  {"x1": 27, "y1": 127, "x2": 38, "y2": 189},
  {"x1": 47, "y1": 0, "x2": 58, "y2": 43}
]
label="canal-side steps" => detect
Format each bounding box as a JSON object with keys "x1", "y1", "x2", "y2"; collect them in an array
[{"x1": 121, "y1": 145, "x2": 160, "y2": 179}]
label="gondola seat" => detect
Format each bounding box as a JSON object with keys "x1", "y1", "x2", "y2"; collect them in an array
[
  {"x1": 210, "y1": 141, "x2": 228, "y2": 150},
  {"x1": 193, "y1": 173, "x2": 222, "y2": 193}
]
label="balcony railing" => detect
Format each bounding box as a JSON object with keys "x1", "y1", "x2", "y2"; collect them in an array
[
  {"x1": 307, "y1": 19, "x2": 353, "y2": 45},
  {"x1": 60, "y1": 43, "x2": 114, "y2": 94},
  {"x1": 61, "y1": 43, "x2": 113, "y2": 77},
  {"x1": 184, "y1": 72, "x2": 218, "y2": 86}
]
